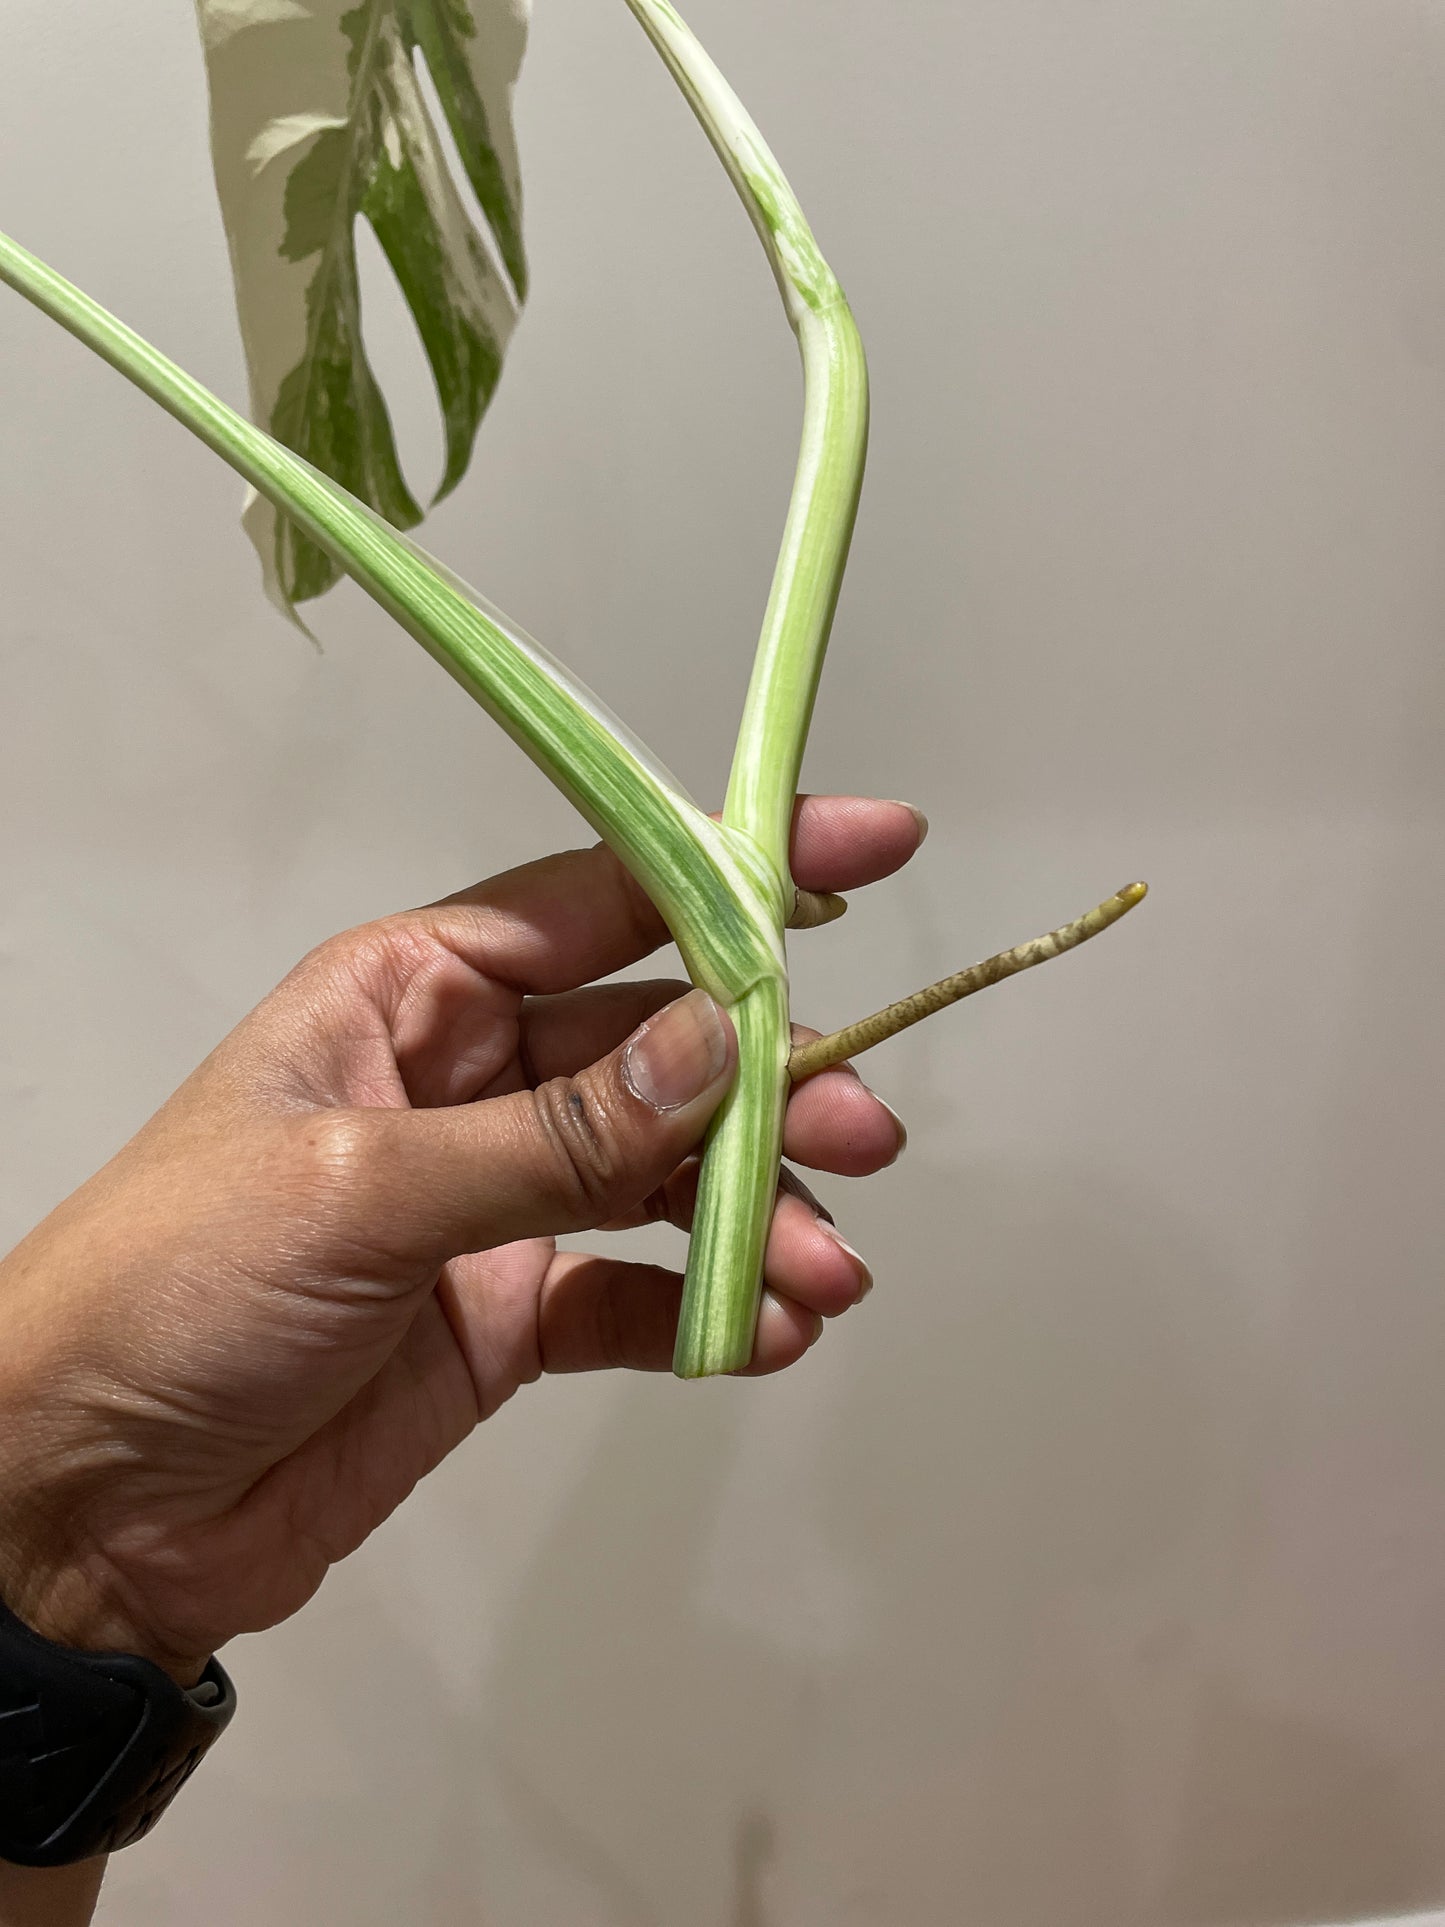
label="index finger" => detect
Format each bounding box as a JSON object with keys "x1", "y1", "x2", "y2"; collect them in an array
[{"x1": 421, "y1": 794, "x2": 927, "y2": 995}]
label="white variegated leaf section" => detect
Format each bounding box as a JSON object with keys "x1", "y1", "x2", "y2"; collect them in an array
[{"x1": 195, "y1": 0, "x2": 530, "y2": 610}]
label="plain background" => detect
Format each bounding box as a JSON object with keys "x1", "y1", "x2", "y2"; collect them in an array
[{"x1": 4, "y1": 3, "x2": 1445, "y2": 1922}]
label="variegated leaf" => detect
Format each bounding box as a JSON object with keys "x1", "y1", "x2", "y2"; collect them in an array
[{"x1": 195, "y1": 0, "x2": 530, "y2": 608}]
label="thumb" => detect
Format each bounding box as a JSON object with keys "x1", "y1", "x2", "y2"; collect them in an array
[{"x1": 370, "y1": 989, "x2": 736, "y2": 1266}]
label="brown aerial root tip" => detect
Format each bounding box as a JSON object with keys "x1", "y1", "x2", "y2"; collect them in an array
[
  {"x1": 788, "y1": 880, "x2": 1150, "y2": 1083},
  {"x1": 788, "y1": 888, "x2": 848, "y2": 930}
]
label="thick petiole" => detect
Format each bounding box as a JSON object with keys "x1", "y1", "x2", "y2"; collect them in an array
[{"x1": 622, "y1": 0, "x2": 870, "y2": 1375}]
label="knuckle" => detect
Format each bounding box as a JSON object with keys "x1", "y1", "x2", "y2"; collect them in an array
[
  {"x1": 530, "y1": 1076, "x2": 624, "y2": 1223},
  {"x1": 288, "y1": 1108, "x2": 385, "y2": 1207},
  {"x1": 278, "y1": 1109, "x2": 420, "y2": 1277},
  {"x1": 302, "y1": 924, "x2": 376, "y2": 982},
  {"x1": 302, "y1": 918, "x2": 430, "y2": 1001}
]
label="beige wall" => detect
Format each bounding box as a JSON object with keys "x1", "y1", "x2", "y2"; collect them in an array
[{"x1": 4, "y1": 2, "x2": 1445, "y2": 1921}]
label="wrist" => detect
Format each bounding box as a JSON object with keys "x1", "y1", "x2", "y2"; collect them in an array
[
  {"x1": 0, "y1": 1566, "x2": 236, "y2": 1873},
  {"x1": 0, "y1": 1855, "x2": 108, "y2": 1925},
  {"x1": 0, "y1": 1325, "x2": 210, "y2": 1688},
  {"x1": 0, "y1": 1558, "x2": 208, "y2": 1691},
  {"x1": 0, "y1": 1470, "x2": 207, "y2": 1689}
]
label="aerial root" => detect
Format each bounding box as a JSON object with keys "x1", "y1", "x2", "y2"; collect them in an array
[{"x1": 788, "y1": 882, "x2": 1148, "y2": 1082}]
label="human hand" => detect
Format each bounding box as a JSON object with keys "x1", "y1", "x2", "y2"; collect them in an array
[{"x1": 0, "y1": 797, "x2": 922, "y2": 1683}]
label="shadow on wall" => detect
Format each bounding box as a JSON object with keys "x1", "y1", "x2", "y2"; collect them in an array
[
  {"x1": 192, "y1": 1138, "x2": 1443, "y2": 1927},
  {"x1": 1163, "y1": 1676, "x2": 1429, "y2": 1927},
  {"x1": 457, "y1": 1154, "x2": 1434, "y2": 1926}
]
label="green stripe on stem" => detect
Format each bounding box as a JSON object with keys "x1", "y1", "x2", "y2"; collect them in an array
[
  {"x1": 673, "y1": 976, "x2": 791, "y2": 1377},
  {"x1": 0, "y1": 228, "x2": 774, "y2": 1008},
  {"x1": 4, "y1": 0, "x2": 870, "y2": 1382},
  {"x1": 622, "y1": 0, "x2": 870, "y2": 1374}
]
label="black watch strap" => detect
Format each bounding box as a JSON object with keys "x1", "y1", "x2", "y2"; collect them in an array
[{"x1": 0, "y1": 1597, "x2": 235, "y2": 1866}]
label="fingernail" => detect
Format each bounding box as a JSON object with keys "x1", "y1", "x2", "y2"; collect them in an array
[
  {"x1": 777, "y1": 1166, "x2": 836, "y2": 1226},
  {"x1": 760, "y1": 1289, "x2": 825, "y2": 1351},
  {"x1": 819, "y1": 1220, "x2": 874, "y2": 1300},
  {"x1": 868, "y1": 1088, "x2": 908, "y2": 1159},
  {"x1": 888, "y1": 800, "x2": 929, "y2": 847},
  {"x1": 623, "y1": 990, "x2": 729, "y2": 1112}
]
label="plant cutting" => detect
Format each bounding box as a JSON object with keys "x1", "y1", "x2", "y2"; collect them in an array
[{"x1": 0, "y1": 0, "x2": 1144, "y2": 1378}]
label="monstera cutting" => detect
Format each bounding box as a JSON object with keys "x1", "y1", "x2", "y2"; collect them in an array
[{"x1": 0, "y1": 0, "x2": 1143, "y2": 1376}]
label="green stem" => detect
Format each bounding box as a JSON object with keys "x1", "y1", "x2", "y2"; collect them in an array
[
  {"x1": 0, "y1": 228, "x2": 775, "y2": 1010},
  {"x1": 674, "y1": 976, "x2": 791, "y2": 1375},
  {"x1": 3, "y1": 0, "x2": 868, "y2": 1382},
  {"x1": 622, "y1": 1, "x2": 870, "y2": 1375},
  {"x1": 724, "y1": 308, "x2": 868, "y2": 879}
]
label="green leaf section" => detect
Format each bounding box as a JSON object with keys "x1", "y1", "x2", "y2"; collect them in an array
[
  {"x1": 405, "y1": 0, "x2": 527, "y2": 300},
  {"x1": 198, "y1": 0, "x2": 529, "y2": 606}
]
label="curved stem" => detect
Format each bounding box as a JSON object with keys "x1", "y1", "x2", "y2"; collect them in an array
[
  {"x1": 619, "y1": 0, "x2": 870, "y2": 886},
  {"x1": 623, "y1": 0, "x2": 870, "y2": 1374},
  {"x1": 6, "y1": 0, "x2": 871, "y2": 1381},
  {"x1": 724, "y1": 305, "x2": 867, "y2": 879},
  {"x1": 0, "y1": 228, "x2": 776, "y2": 1007}
]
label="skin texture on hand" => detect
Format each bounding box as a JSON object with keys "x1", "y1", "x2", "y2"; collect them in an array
[{"x1": 0, "y1": 797, "x2": 920, "y2": 1692}]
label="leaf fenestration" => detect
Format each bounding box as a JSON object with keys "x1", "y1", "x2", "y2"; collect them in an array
[{"x1": 195, "y1": 0, "x2": 530, "y2": 609}]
